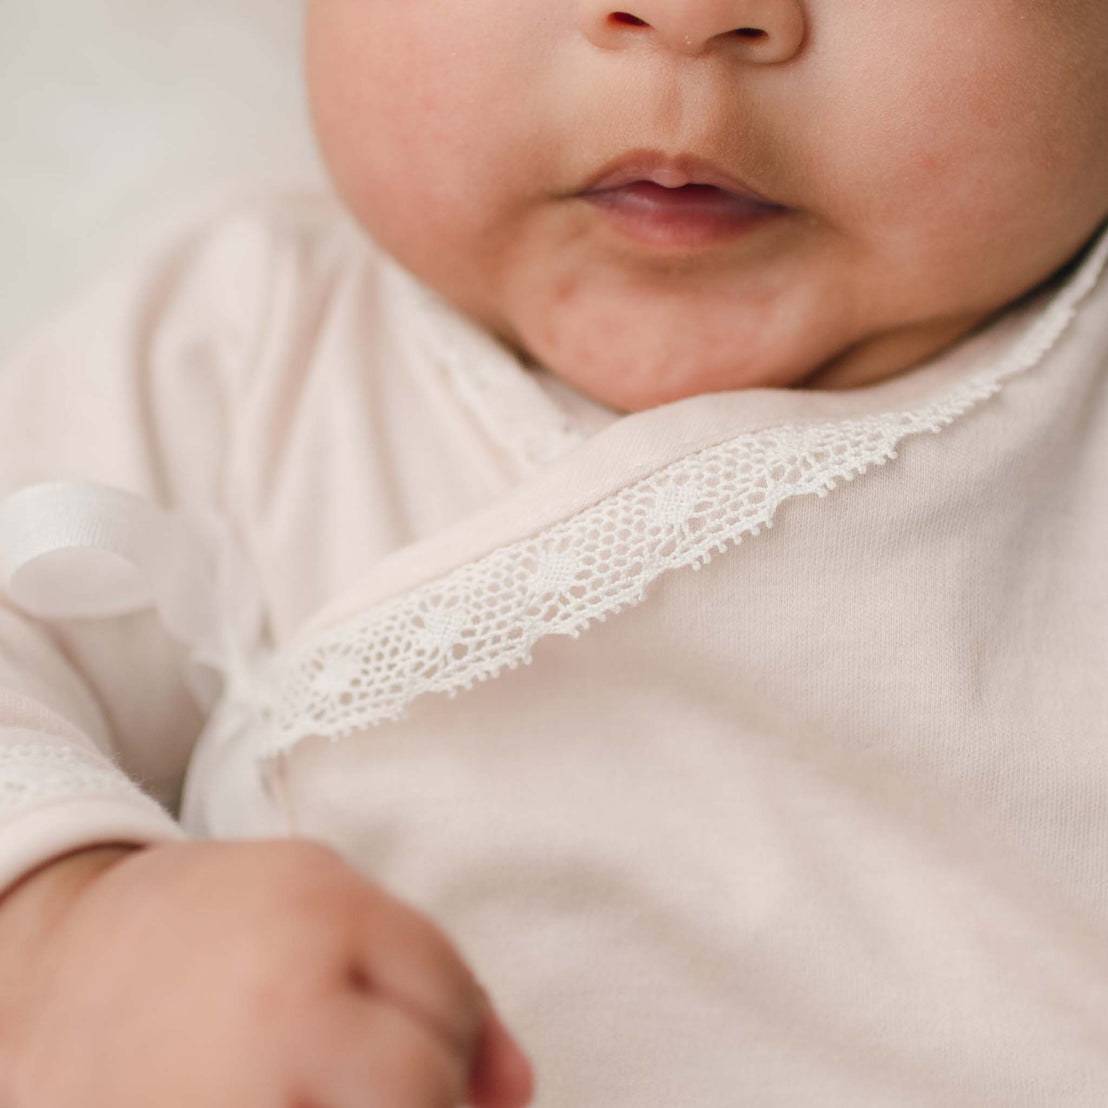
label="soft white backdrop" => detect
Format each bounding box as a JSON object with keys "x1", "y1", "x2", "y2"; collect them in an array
[{"x1": 1, "y1": 0, "x2": 325, "y2": 357}]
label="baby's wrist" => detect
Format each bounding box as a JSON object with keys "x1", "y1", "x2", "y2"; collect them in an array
[
  {"x1": 0, "y1": 843, "x2": 141, "y2": 924},
  {"x1": 0, "y1": 844, "x2": 144, "y2": 1066}
]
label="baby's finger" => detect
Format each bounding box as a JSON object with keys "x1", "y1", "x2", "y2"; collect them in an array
[
  {"x1": 293, "y1": 989, "x2": 468, "y2": 1108},
  {"x1": 465, "y1": 999, "x2": 536, "y2": 1108},
  {"x1": 346, "y1": 885, "x2": 488, "y2": 1064}
]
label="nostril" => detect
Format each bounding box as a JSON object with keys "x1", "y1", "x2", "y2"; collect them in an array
[
  {"x1": 734, "y1": 27, "x2": 768, "y2": 39},
  {"x1": 610, "y1": 12, "x2": 649, "y2": 26}
]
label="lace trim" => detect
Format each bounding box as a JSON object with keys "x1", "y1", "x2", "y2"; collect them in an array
[
  {"x1": 0, "y1": 741, "x2": 158, "y2": 822},
  {"x1": 393, "y1": 261, "x2": 589, "y2": 470},
  {"x1": 258, "y1": 230, "x2": 1108, "y2": 755}
]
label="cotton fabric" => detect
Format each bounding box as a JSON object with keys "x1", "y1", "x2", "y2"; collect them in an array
[{"x1": 1, "y1": 190, "x2": 1107, "y2": 1104}]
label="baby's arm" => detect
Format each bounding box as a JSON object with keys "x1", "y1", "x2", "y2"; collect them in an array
[{"x1": 0, "y1": 197, "x2": 532, "y2": 1106}]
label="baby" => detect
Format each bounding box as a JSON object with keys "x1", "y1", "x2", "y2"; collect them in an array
[{"x1": 1, "y1": 1, "x2": 1108, "y2": 1105}]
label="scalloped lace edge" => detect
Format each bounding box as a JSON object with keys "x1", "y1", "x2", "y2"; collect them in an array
[{"x1": 257, "y1": 230, "x2": 1108, "y2": 756}]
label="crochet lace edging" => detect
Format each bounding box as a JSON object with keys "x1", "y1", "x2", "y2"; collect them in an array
[{"x1": 256, "y1": 229, "x2": 1108, "y2": 756}]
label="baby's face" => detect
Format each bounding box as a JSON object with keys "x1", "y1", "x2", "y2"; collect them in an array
[{"x1": 306, "y1": 1, "x2": 1108, "y2": 411}]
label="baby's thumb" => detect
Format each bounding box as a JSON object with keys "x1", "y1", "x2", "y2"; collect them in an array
[{"x1": 465, "y1": 990, "x2": 535, "y2": 1108}]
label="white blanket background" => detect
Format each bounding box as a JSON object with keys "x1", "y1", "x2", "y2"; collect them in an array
[{"x1": 1, "y1": 0, "x2": 324, "y2": 357}]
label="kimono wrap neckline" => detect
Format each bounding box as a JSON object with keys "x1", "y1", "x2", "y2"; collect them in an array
[
  {"x1": 1, "y1": 224, "x2": 1107, "y2": 764},
  {"x1": 254, "y1": 225, "x2": 1108, "y2": 759}
]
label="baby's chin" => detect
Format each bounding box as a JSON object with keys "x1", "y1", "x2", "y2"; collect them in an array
[
  {"x1": 484, "y1": 272, "x2": 998, "y2": 410},
  {"x1": 484, "y1": 281, "x2": 844, "y2": 413},
  {"x1": 515, "y1": 334, "x2": 794, "y2": 413}
]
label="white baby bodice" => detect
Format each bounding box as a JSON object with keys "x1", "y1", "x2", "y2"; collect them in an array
[{"x1": 2, "y1": 193, "x2": 1108, "y2": 1106}]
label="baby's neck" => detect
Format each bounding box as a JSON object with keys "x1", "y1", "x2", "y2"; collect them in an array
[{"x1": 798, "y1": 311, "x2": 992, "y2": 392}]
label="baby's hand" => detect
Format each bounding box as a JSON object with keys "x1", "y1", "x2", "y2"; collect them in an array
[{"x1": 0, "y1": 840, "x2": 534, "y2": 1108}]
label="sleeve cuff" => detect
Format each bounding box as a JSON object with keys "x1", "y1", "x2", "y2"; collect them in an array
[{"x1": 0, "y1": 794, "x2": 188, "y2": 898}]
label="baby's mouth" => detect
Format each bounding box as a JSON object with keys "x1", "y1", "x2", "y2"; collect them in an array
[
  {"x1": 590, "y1": 180, "x2": 769, "y2": 214},
  {"x1": 580, "y1": 180, "x2": 788, "y2": 251}
]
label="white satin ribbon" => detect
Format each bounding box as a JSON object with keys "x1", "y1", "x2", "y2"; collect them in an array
[{"x1": 0, "y1": 481, "x2": 264, "y2": 706}]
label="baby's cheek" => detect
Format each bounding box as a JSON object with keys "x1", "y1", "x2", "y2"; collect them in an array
[{"x1": 800, "y1": 6, "x2": 1050, "y2": 225}]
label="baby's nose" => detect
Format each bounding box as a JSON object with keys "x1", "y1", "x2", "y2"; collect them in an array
[{"x1": 579, "y1": 0, "x2": 805, "y2": 62}]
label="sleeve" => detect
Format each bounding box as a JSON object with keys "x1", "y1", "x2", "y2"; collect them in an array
[{"x1": 0, "y1": 190, "x2": 284, "y2": 895}]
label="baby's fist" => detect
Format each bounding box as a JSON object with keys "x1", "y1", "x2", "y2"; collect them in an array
[{"x1": 1, "y1": 839, "x2": 534, "y2": 1108}]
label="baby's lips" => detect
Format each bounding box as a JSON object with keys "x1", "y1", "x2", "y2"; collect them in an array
[{"x1": 466, "y1": 990, "x2": 536, "y2": 1107}]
